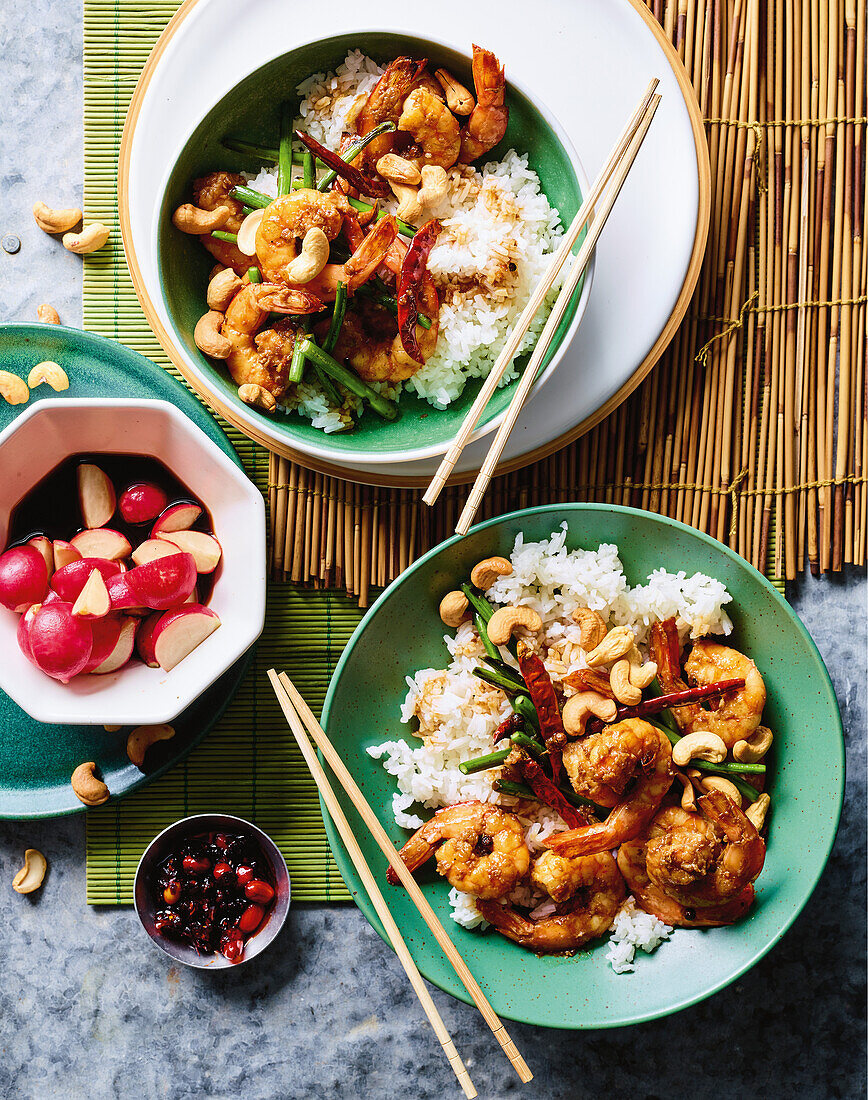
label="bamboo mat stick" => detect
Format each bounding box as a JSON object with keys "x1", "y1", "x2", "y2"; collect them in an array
[
  {"x1": 266, "y1": 673, "x2": 477, "y2": 1099},
  {"x1": 271, "y1": 672, "x2": 534, "y2": 1085}
]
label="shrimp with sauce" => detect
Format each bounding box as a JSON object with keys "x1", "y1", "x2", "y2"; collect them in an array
[
  {"x1": 254, "y1": 189, "x2": 350, "y2": 284},
  {"x1": 192, "y1": 171, "x2": 249, "y2": 273},
  {"x1": 387, "y1": 801, "x2": 530, "y2": 899},
  {"x1": 547, "y1": 720, "x2": 674, "y2": 857},
  {"x1": 477, "y1": 850, "x2": 625, "y2": 954},
  {"x1": 458, "y1": 45, "x2": 509, "y2": 163},
  {"x1": 354, "y1": 56, "x2": 431, "y2": 164},
  {"x1": 398, "y1": 86, "x2": 462, "y2": 168}
]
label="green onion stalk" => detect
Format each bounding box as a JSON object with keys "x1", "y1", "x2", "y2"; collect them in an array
[
  {"x1": 277, "y1": 103, "x2": 294, "y2": 196},
  {"x1": 315, "y1": 120, "x2": 396, "y2": 191},
  {"x1": 211, "y1": 231, "x2": 238, "y2": 244},
  {"x1": 295, "y1": 339, "x2": 397, "y2": 420},
  {"x1": 323, "y1": 282, "x2": 348, "y2": 354}
]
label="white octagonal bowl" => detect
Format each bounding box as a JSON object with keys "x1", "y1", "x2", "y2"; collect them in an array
[{"x1": 0, "y1": 399, "x2": 266, "y2": 726}]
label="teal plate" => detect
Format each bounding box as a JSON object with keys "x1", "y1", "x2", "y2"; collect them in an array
[
  {"x1": 0, "y1": 325, "x2": 253, "y2": 819},
  {"x1": 321, "y1": 504, "x2": 845, "y2": 1029}
]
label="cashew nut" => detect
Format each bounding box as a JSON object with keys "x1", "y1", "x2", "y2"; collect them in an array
[
  {"x1": 470, "y1": 556, "x2": 513, "y2": 591},
  {"x1": 733, "y1": 725, "x2": 773, "y2": 764},
  {"x1": 172, "y1": 204, "x2": 230, "y2": 235},
  {"x1": 0, "y1": 371, "x2": 30, "y2": 405},
  {"x1": 609, "y1": 659, "x2": 643, "y2": 705},
  {"x1": 37, "y1": 304, "x2": 61, "y2": 324},
  {"x1": 675, "y1": 772, "x2": 697, "y2": 811},
  {"x1": 745, "y1": 792, "x2": 771, "y2": 831},
  {"x1": 571, "y1": 608, "x2": 607, "y2": 651},
  {"x1": 126, "y1": 724, "x2": 176, "y2": 768},
  {"x1": 27, "y1": 360, "x2": 69, "y2": 391},
  {"x1": 585, "y1": 626, "x2": 635, "y2": 668},
  {"x1": 285, "y1": 227, "x2": 330, "y2": 284},
  {"x1": 235, "y1": 207, "x2": 265, "y2": 256},
  {"x1": 672, "y1": 731, "x2": 728, "y2": 767},
  {"x1": 439, "y1": 590, "x2": 470, "y2": 628},
  {"x1": 33, "y1": 201, "x2": 82, "y2": 234},
  {"x1": 700, "y1": 775, "x2": 742, "y2": 807},
  {"x1": 71, "y1": 762, "x2": 109, "y2": 806},
  {"x1": 486, "y1": 605, "x2": 542, "y2": 646},
  {"x1": 12, "y1": 849, "x2": 48, "y2": 894},
  {"x1": 207, "y1": 268, "x2": 243, "y2": 311},
  {"x1": 103, "y1": 725, "x2": 121, "y2": 732},
  {"x1": 391, "y1": 182, "x2": 425, "y2": 223},
  {"x1": 238, "y1": 383, "x2": 277, "y2": 412},
  {"x1": 627, "y1": 647, "x2": 658, "y2": 690},
  {"x1": 562, "y1": 690, "x2": 618, "y2": 736},
  {"x1": 376, "y1": 154, "x2": 422, "y2": 185},
  {"x1": 194, "y1": 311, "x2": 232, "y2": 359},
  {"x1": 62, "y1": 223, "x2": 110, "y2": 254},
  {"x1": 391, "y1": 166, "x2": 449, "y2": 223},
  {"x1": 434, "y1": 68, "x2": 475, "y2": 115}
]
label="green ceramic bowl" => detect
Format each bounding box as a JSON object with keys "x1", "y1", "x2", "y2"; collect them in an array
[
  {"x1": 321, "y1": 504, "x2": 844, "y2": 1028},
  {"x1": 156, "y1": 31, "x2": 590, "y2": 465}
]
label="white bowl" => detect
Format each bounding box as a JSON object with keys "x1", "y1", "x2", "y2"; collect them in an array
[{"x1": 0, "y1": 399, "x2": 266, "y2": 725}]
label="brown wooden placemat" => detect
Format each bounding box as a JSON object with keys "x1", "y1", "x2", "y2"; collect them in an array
[{"x1": 270, "y1": 0, "x2": 866, "y2": 603}]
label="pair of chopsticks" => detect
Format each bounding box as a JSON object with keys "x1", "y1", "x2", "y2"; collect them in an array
[
  {"x1": 423, "y1": 79, "x2": 663, "y2": 534},
  {"x1": 268, "y1": 670, "x2": 532, "y2": 1098}
]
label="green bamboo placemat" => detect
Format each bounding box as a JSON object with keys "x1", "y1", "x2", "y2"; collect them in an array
[{"x1": 83, "y1": 0, "x2": 356, "y2": 904}]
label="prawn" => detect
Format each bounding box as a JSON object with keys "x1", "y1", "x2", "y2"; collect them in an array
[
  {"x1": 477, "y1": 851, "x2": 624, "y2": 954},
  {"x1": 220, "y1": 282, "x2": 322, "y2": 397},
  {"x1": 355, "y1": 56, "x2": 430, "y2": 164},
  {"x1": 650, "y1": 619, "x2": 766, "y2": 748},
  {"x1": 255, "y1": 189, "x2": 349, "y2": 284},
  {"x1": 386, "y1": 801, "x2": 530, "y2": 899},
  {"x1": 547, "y1": 720, "x2": 673, "y2": 857},
  {"x1": 398, "y1": 85, "x2": 461, "y2": 168},
  {"x1": 192, "y1": 171, "x2": 249, "y2": 273},
  {"x1": 458, "y1": 45, "x2": 509, "y2": 164},
  {"x1": 304, "y1": 215, "x2": 400, "y2": 302}
]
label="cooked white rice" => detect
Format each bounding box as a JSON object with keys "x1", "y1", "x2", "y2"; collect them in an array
[
  {"x1": 248, "y1": 51, "x2": 565, "y2": 429},
  {"x1": 368, "y1": 526, "x2": 735, "y2": 971}
]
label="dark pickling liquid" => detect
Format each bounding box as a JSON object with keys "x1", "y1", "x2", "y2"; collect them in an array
[{"x1": 6, "y1": 453, "x2": 219, "y2": 603}]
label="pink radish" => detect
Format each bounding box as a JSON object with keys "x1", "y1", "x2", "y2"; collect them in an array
[
  {"x1": 53, "y1": 539, "x2": 82, "y2": 569},
  {"x1": 89, "y1": 617, "x2": 138, "y2": 675},
  {"x1": 136, "y1": 612, "x2": 162, "y2": 668},
  {"x1": 27, "y1": 601, "x2": 93, "y2": 682},
  {"x1": 158, "y1": 530, "x2": 222, "y2": 573},
  {"x1": 106, "y1": 573, "x2": 145, "y2": 613},
  {"x1": 71, "y1": 568, "x2": 111, "y2": 619},
  {"x1": 125, "y1": 552, "x2": 197, "y2": 610},
  {"x1": 131, "y1": 539, "x2": 178, "y2": 567},
  {"x1": 17, "y1": 604, "x2": 40, "y2": 664},
  {"x1": 0, "y1": 545, "x2": 50, "y2": 612},
  {"x1": 151, "y1": 502, "x2": 202, "y2": 536},
  {"x1": 51, "y1": 558, "x2": 122, "y2": 602},
  {"x1": 70, "y1": 528, "x2": 132, "y2": 562},
  {"x1": 77, "y1": 463, "x2": 117, "y2": 528},
  {"x1": 119, "y1": 482, "x2": 168, "y2": 525},
  {"x1": 82, "y1": 616, "x2": 124, "y2": 673},
  {"x1": 28, "y1": 536, "x2": 55, "y2": 578},
  {"x1": 152, "y1": 604, "x2": 221, "y2": 671}
]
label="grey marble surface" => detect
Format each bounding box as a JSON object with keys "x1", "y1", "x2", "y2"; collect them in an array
[{"x1": 0, "y1": 5, "x2": 866, "y2": 1099}]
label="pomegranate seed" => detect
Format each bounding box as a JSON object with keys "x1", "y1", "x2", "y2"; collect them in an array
[
  {"x1": 163, "y1": 881, "x2": 182, "y2": 905},
  {"x1": 235, "y1": 865, "x2": 255, "y2": 885},
  {"x1": 213, "y1": 861, "x2": 234, "y2": 882},
  {"x1": 244, "y1": 879, "x2": 275, "y2": 904},
  {"x1": 182, "y1": 855, "x2": 211, "y2": 875},
  {"x1": 237, "y1": 903, "x2": 264, "y2": 934}
]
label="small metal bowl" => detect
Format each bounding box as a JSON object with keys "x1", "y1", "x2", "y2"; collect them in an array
[{"x1": 134, "y1": 813, "x2": 290, "y2": 969}]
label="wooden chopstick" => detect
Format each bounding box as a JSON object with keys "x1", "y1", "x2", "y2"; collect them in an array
[
  {"x1": 422, "y1": 77, "x2": 661, "y2": 507},
  {"x1": 271, "y1": 670, "x2": 534, "y2": 1085},
  {"x1": 454, "y1": 93, "x2": 663, "y2": 535},
  {"x1": 267, "y1": 671, "x2": 478, "y2": 1099}
]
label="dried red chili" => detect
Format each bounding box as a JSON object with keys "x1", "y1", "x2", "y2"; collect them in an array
[
  {"x1": 295, "y1": 130, "x2": 391, "y2": 198},
  {"x1": 492, "y1": 713, "x2": 524, "y2": 743},
  {"x1": 516, "y1": 755, "x2": 587, "y2": 830},
  {"x1": 396, "y1": 219, "x2": 441, "y2": 361},
  {"x1": 516, "y1": 642, "x2": 566, "y2": 783}
]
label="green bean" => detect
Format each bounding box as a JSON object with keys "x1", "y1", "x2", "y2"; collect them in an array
[
  {"x1": 302, "y1": 149, "x2": 315, "y2": 190},
  {"x1": 475, "y1": 613, "x2": 500, "y2": 661},
  {"x1": 472, "y1": 666, "x2": 529, "y2": 696},
  {"x1": 247, "y1": 266, "x2": 261, "y2": 284},
  {"x1": 494, "y1": 779, "x2": 605, "y2": 815},
  {"x1": 511, "y1": 693, "x2": 541, "y2": 731},
  {"x1": 222, "y1": 137, "x2": 279, "y2": 161},
  {"x1": 230, "y1": 185, "x2": 272, "y2": 209},
  {"x1": 312, "y1": 364, "x2": 342, "y2": 407},
  {"x1": 289, "y1": 331, "x2": 308, "y2": 385},
  {"x1": 316, "y1": 120, "x2": 396, "y2": 192},
  {"x1": 211, "y1": 231, "x2": 238, "y2": 243},
  {"x1": 296, "y1": 339, "x2": 398, "y2": 420},
  {"x1": 278, "y1": 103, "x2": 294, "y2": 196},
  {"x1": 461, "y1": 584, "x2": 494, "y2": 622},
  {"x1": 459, "y1": 749, "x2": 510, "y2": 775},
  {"x1": 510, "y1": 731, "x2": 544, "y2": 758},
  {"x1": 323, "y1": 282, "x2": 347, "y2": 354},
  {"x1": 648, "y1": 719, "x2": 766, "y2": 801},
  {"x1": 346, "y1": 196, "x2": 417, "y2": 237},
  {"x1": 647, "y1": 679, "x2": 680, "y2": 732}
]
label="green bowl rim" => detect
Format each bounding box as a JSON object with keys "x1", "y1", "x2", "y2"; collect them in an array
[{"x1": 321, "y1": 501, "x2": 845, "y2": 1029}]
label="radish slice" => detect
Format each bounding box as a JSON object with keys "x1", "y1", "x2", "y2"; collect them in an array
[
  {"x1": 119, "y1": 482, "x2": 168, "y2": 525},
  {"x1": 70, "y1": 528, "x2": 132, "y2": 562},
  {"x1": 135, "y1": 612, "x2": 162, "y2": 668},
  {"x1": 0, "y1": 545, "x2": 50, "y2": 612},
  {"x1": 131, "y1": 538, "x2": 179, "y2": 567},
  {"x1": 125, "y1": 552, "x2": 197, "y2": 610},
  {"x1": 28, "y1": 601, "x2": 93, "y2": 682},
  {"x1": 151, "y1": 502, "x2": 203, "y2": 536},
  {"x1": 159, "y1": 530, "x2": 222, "y2": 573},
  {"x1": 77, "y1": 463, "x2": 117, "y2": 528},
  {"x1": 28, "y1": 536, "x2": 55, "y2": 578},
  {"x1": 152, "y1": 604, "x2": 221, "y2": 671},
  {"x1": 72, "y1": 568, "x2": 111, "y2": 619},
  {"x1": 53, "y1": 540, "x2": 82, "y2": 569},
  {"x1": 82, "y1": 616, "x2": 124, "y2": 673},
  {"x1": 106, "y1": 573, "x2": 145, "y2": 612},
  {"x1": 52, "y1": 558, "x2": 122, "y2": 602},
  {"x1": 90, "y1": 618, "x2": 138, "y2": 675}
]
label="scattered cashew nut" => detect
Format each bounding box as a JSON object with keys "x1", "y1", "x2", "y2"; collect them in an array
[
  {"x1": 33, "y1": 201, "x2": 82, "y2": 234},
  {"x1": 194, "y1": 311, "x2": 232, "y2": 359},
  {"x1": 71, "y1": 762, "x2": 109, "y2": 806},
  {"x1": 434, "y1": 68, "x2": 475, "y2": 115},
  {"x1": 376, "y1": 154, "x2": 421, "y2": 185},
  {"x1": 238, "y1": 383, "x2": 277, "y2": 412},
  {"x1": 285, "y1": 227, "x2": 330, "y2": 284},
  {"x1": 27, "y1": 361, "x2": 69, "y2": 391},
  {"x1": 675, "y1": 772, "x2": 697, "y2": 811},
  {"x1": 207, "y1": 268, "x2": 243, "y2": 311},
  {"x1": 700, "y1": 775, "x2": 742, "y2": 807},
  {"x1": 733, "y1": 725, "x2": 773, "y2": 764},
  {"x1": 439, "y1": 590, "x2": 470, "y2": 629},
  {"x1": 12, "y1": 849, "x2": 48, "y2": 894},
  {"x1": 745, "y1": 792, "x2": 771, "y2": 831},
  {"x1": 562, "y1": 690, "x2": 618, "y2": 736},
  {"x1": 609, "y1": 659, "x2": 643, "y2": 705},
  {"x1": 172, "y1": 204, "x2": 230, "y2": 235},
  {"x1": 585, "y1": 626, "x2": 635, "y2": 668},
  {"x1": 571, "y1": 608, "x2": 607, "y2": 651},
  {"x1": 126, "y1": 724, "x2": 176, "y2": 769},
  {"x1": 391, "y1": 166, "x2": 449, "y2": 223},
  {"x1": 37, "y1": 304, "x2": 61, "y2": 324},
  {"x1": 671, "y1": 731, "x2": 728, "y2": 767},
  {"x1": 62, "y1": 223, "x2": 110, "y2": 254},
  {"x1": 470, "y1": 556, "x2": 512, "y2": 591},
  {"x1": 236, "y1": 208, "x2": 265, "y2": 256},
  {"x1": 486, "y1": 605, "x2": 542, "y2": 646},
  {"x1": 627, "y1": 647, "x2": 658, "y2": 690},
  {"x1": 0, "y1": 371, "x2": 30, "y2": 405}
]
